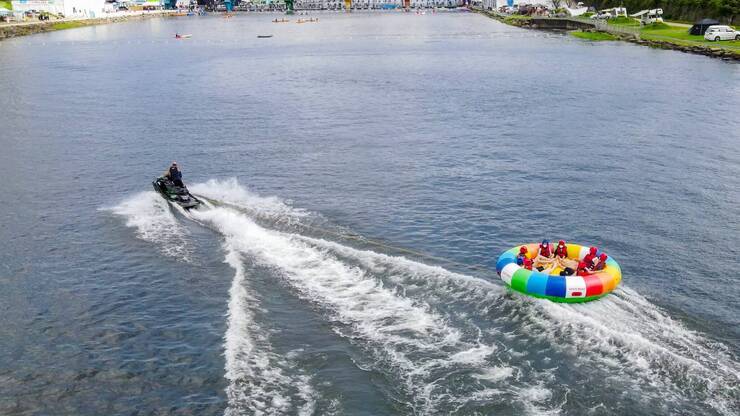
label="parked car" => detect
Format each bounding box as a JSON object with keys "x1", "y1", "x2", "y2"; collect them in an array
[
  {"x1": 704, "y1": 25, "x2": 740, "y2": 41},
  {"x1": 590, "y1": 12, "x2": 612, "y2": 19}
]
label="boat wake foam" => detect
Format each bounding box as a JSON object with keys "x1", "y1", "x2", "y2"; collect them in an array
[
  {"x1": 222, "y1": 248, "x2": 316, "y2": 416},
  {"x1": 105, "y1": 191, "x2": 193, "y2": 261},
  {"x1": 111, "y1": 181, "x2": 739, "y2": 415},
  {"x1": 190, "y1": 203, "x2": 556, "y2": 414}
]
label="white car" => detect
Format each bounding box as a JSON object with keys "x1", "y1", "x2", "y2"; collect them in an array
[
  {"x1": 704, "y1": 25, "x2": 740, "y2": 41},
  {"x1": 590, "y1": 12, "x2": 612, "y2": 19}
]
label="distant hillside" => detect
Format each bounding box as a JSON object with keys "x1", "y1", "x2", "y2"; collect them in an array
[{"x1": 588, "y1": 0, "x2": 739, "y2": 24}]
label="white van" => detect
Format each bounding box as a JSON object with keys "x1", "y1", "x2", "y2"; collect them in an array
[{"x1": 704, "y1": 25, "x2": 740, "y2": 41}]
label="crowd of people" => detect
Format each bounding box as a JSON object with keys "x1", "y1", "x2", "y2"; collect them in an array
[{"x1": 516, "y1": 240, "x2": 607, "y2": 277}]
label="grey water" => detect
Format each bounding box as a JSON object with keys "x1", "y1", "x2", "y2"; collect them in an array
[{"x1": 1, "y1": 11, "x2": 739, "y2": 416}]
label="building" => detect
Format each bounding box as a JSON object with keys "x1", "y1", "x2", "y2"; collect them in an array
[{"x1": 10, "y1": 0, "x2": 106, "y2": 17}]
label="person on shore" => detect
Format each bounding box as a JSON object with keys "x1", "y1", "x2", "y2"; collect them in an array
[{"x1": 164, "y1": 162, "x2": 184, "y2": 187}]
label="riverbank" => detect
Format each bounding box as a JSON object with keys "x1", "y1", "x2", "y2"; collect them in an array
[
  {"x1": 0, "y1": 11, "x2": 177, "y2": 41},
  {"x1": 475, "y1": 9, "x2": 740, "y2": 61}
]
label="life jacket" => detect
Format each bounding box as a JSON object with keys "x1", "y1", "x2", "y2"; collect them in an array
[
  {"x1": 582, "y1": 253, "x2": 596, "y2": 266},
  {"x1": 521, "y1": 257, "x2": 533, "y2": 270},
  {"x1": 169, "y1": 167, "x2": 182, "y2": 181},
  {"x1": 516, "y1": 254, "x2": 533, "y2": 270},
  {"x1": 554, "y1": 244, "x2": 568, "y2": 258},
  {"x1": 591, "y1": 257, "x2": 606, "y2": 271},
  {"x1": 539, "y1": 243, "x2": 552, "y2": 258}
]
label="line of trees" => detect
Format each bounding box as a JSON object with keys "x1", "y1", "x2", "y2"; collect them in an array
[{"x1": 587, "y1": 0, "x2": 739, "y2": 24}]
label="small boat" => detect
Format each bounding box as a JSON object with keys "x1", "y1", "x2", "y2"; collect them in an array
[
  {"x1": 174, "y1": 33, "x2": 192, "y2": 39},
  {"x1": 152, "y1": 177, "x2": 201, "y2": 210},
  {"x1": 257, "y1": 34, "x2": 273, "y2": 38}
]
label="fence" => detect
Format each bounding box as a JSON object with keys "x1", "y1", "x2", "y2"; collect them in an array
[{"x1": 593, "y1": 20, "x2": 641, "y2": 39}]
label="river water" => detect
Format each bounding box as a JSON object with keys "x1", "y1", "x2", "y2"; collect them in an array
[{"x1": 1, "y1": 11, "x2": 739, "y2": 416}]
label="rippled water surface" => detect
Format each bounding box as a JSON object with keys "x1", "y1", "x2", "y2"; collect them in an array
[{"x1": 1, "y1": 11, "x2": 739, "y2": 416}]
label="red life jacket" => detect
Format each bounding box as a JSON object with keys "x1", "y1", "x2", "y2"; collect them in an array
[
  {"x1": 591, "y1": 258, "x2": 605, "y2": 271},
  {"x1": 539, "y1": 244, "x2": 552, "y2": 258},
  {"x1": 577, "y1": 267, "x2": 589, "y2": 276},
  {"x1": 522, "y1": 257, "x2": 533, "y2": 270},
  {"x1": 554, "y1": 244, "x2": 567, "y2": 258},
  {"x1": 583, "y1": 253, "x2": 596, "y2": 266}
]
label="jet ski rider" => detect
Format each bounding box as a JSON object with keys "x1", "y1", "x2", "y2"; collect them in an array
[{"x1": 164, "y1": 162, "x2": 184, "y2": 187}]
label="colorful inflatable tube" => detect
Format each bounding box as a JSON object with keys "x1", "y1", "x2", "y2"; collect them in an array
[{"x1": 495, "y1": 243, "x2": 621, "y2": 303}]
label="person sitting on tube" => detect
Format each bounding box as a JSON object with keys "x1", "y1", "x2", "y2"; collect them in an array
[
  {"x1": 589, "y1": 253, "x2": 608, "y2": 272},
  {"x1": 582, "y1": 247, "x2": 598, "y2": 268},
  {"x1": 554, "y1": 240, "x2": 578, "y2": 274},
  {"x1": 516, "y1": 246, "x2": 533, "y2": 271},
  {"x1": 533, "y1": 239, "x2": 555, "y2": 271}
]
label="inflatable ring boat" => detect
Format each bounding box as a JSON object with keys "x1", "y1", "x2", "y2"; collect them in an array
[{"x1": 495, "y1": 243, "x2": 621, "y2": 303}]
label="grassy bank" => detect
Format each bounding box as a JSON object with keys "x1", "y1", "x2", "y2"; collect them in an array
[
  {"x1": 639, "y1": 22, "x2": 740, "y2": 53},
  {"x1": 570, "y1": 30, "x2": 618, "y2": 41},
  {"x1": 472, "y1": 8, "x2": 738, "y2": 59},
  {"x1": 502, "y1": 14, "x2": 531, "y2": 25},
  {"x1": 50, "y1": 21, "x2": 88, "y2": 31}
]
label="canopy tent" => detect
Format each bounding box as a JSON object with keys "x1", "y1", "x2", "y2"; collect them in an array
[{"x1": 689, "y1": 18, "x2": 720, "y2": 35}]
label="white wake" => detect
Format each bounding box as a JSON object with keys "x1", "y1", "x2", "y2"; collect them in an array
[{"x1": 105, "y1": 191, "x2": 193, "y2": 261}]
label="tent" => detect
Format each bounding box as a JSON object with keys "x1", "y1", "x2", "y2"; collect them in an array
[{"x1": 690, "y1": 18, "x2": 720, "y2": 35}]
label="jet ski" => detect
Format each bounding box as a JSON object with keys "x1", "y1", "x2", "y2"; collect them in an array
[{"x1": 152, "y1": 177, "x2": 201, "y2": 210}]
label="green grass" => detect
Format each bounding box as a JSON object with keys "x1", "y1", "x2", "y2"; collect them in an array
[
  {"x1": 641, "y1": 22, "x2": 672, "y2": 31},
  {"x1": 607, "y1": 16, "x2": 640, "y2": 26},
  {"x1": 570, "y1": 30, "x2": 618, "y2": 41},
  {"x1": 51, "y1": 21, "x2": 87, "y2": 30},
  {"x1": 503, "y1": 14, "x2": 531, "y2": 25},
  {"x1": 639, "y1": 23, "x2": 740, "y2": 53}
]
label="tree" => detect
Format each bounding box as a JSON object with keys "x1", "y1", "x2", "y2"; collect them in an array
[{"x1": 717, "y1": 0, "x2": 739, "y2": 24}]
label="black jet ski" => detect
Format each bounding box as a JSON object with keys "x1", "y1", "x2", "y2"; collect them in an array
[{"x1": 152, "y1": 177, "x2": 201, "y2": 210}]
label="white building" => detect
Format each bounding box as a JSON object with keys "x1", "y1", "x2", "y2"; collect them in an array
[{"x1": 11, "y1": 0, "x2": 105, "y2": 17}]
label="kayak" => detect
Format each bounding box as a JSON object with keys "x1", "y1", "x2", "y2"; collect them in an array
[
  {"x1": 495, "y1": 243, "x2": 621, "y2": 303},
  {"x1": 152, "y1": 177, "x2": 201, "y2": 210}
]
